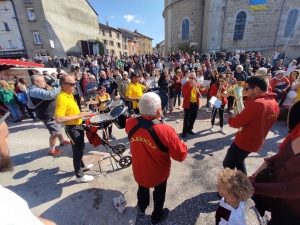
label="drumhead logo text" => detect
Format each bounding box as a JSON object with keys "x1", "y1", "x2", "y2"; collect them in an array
[{"x1": 130, "y1": 136, "x2": 156, "y2": 149}]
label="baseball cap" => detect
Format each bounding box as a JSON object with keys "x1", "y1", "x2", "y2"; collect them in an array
[
  {"x1": 131, "y1": 72, "x2": 140, "y2": 77},
  {"x1": 275, "y1": 70, "x2": 285, "y2": 75}
]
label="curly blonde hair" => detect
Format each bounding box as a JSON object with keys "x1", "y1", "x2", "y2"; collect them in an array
[{"x1": 218, "y1": 168, "x2": 254, "y2": 202}]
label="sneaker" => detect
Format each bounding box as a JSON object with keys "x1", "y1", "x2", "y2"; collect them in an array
[
  {"x1": 181, "y1": 133, "x2": 187, "y2": 138},
  {"x1": 219, "y1": 128, "x2": 226, "y2": 135},
  {"x1": 48, "y1": 149, "x2": 64, "y2": 155},
  {"x1": 206, "y1": 108, "x2": 211, "y2": 113},
  {"x1": 83, "y1": 164, "x2": 94, "y2": 171},
  {"x1": 76, "y1": 175, "x2": 94, "y2": 183},
  {"x1": 109, "y1": 134, "x2": 116, "y2": 140},
  {"x1": 60, "y1": 140, "x2": 71, "y2": 146},
  {"x1": 151, "y1": 208, "x2": 169, "y2": 225},
  {"x1": 188, "y1": 130, "x2": 195, "y2": 135},
  {"x1": 32, "y1": 118, "x2": 39, "y2": 122},
  {"x1": 209, "y1": 127, "x2": 214, "y2": 132}
]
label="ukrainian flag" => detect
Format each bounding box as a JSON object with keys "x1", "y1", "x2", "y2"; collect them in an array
[{"x1": 250, "y1": 0, "x2": 267, "y2": 10}]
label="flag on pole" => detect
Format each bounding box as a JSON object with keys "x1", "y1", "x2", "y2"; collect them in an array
[{"x1": 250, "y1": 0, "x2": 267, "y2": 11}]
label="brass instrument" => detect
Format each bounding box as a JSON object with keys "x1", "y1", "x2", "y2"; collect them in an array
[{"x1": 227, "y1": 81, "x2": 246, "y2": 132}]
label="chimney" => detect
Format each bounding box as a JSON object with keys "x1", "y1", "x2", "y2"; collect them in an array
[{"x1": 106, "y1": 22, "x2": 109, "y2": 26}]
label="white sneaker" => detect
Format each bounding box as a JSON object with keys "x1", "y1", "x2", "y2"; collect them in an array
[
  {"x1": 179, "y1": 107, "x2": 182, "y2": 110},
  {"x1": 219, "y1": 128, "x2": 226, "y2": 135},
  {"x1": 206, "y1": 108, "x2": 211, "y2": 113},
  {"x1": 76, "y1": 175, "x2": 94, "y2": 183},
  {"x1": 83, "y1": 164, "x2": 94, "y2": 171},
  {"x1": 209, "y1": 126, "x2": 214, "y2": 132}
]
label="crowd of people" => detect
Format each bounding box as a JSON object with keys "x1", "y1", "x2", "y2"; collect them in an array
[{"x1": 1, "y1": 48, "x2": 300, "y2": 225}]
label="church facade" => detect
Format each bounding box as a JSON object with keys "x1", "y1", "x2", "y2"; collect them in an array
[{"x1": 163, "y1": 0, "x2": 300, "y2": 55}]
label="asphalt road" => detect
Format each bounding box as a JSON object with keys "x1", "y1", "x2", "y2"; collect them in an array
[{"x1": 0, "y1": 105, "x2": 287, "y2": 225}]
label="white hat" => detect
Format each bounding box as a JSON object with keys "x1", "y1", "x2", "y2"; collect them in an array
[{"x1": 275, "y1": 70, "x2": 285, "y2": 75}]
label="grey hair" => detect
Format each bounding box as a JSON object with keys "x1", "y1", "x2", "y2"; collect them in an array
[
  {"x1": 139, "y1": 92, "x2": 161, "y2": 116},
  {"x1": 236, "y1": 65, "x2": 244, "y2": 71},
  {"x1": 189, "y1": 72, "x2": 196, "y2": 78},
  {"x1": 99, "y1": 71, "x2": 105, "y2": 75},
  {"x1": 255, "y1": 68, "x2": 267, "y2": 76},
  {"x1": 89, "y1": 75, "x2": 95, "y2": 79},
  {"x1": 30, "y1": 75, "x2": 43, "y2": 84}
]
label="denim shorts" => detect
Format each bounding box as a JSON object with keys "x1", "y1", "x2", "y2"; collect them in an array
[{"x1": 41, "y1": 117, "x2": 61, "y2": 136}]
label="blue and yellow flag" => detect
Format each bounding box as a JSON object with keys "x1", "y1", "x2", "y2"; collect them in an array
[{"x1": 250, "y1": 0, "x2": 267, "y2": 10}]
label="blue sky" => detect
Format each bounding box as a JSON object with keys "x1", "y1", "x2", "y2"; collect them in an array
[{"x1": 88, "y1": 0, "x2": 164, "y2": 47}]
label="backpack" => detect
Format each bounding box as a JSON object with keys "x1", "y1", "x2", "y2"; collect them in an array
[{"x1": 26, "y1": 89, "x2": 43, "y2": 109}]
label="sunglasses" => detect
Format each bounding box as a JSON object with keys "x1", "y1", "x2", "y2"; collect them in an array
[
  {"x1": 189, "y1": 77, "x2": 196, "y2": 80},
  {"x1": 62, "y1": 83, "x2": 76, "y2": 86}
]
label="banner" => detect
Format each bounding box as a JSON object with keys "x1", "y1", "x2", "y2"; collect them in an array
[{"x1": 250, "y1": 0, "x2": 267, "y2": 11}]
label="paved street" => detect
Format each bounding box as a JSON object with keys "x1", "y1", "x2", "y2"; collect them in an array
[{"x1": 0, "y1": 105, "x2": 287, "y2": 225}]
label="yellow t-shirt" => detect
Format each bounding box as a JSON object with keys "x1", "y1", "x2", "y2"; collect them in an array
[
  {"x1": 95, "y1": 93, "x2": 110, "y2": 108},
  {"x1": 295, "y1": 89, "x2": 300, "y2": 103},
  {"x1": 190, "y1": 84, "x2": 197, "y2": 103},
  {"x1": 126, "y1": 82, "x2": 146, "y2": 109},
  {"x1": 55, "y1": 91, "x2": 81, "y2": 125}
]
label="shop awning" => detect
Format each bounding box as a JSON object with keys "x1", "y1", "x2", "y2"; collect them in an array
[{"x1": 0, "y1": 59, "x2": 44, "y2": 71}]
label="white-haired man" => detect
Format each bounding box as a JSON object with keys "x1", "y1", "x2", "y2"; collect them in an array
[
  {"x1": 0, "y1": 110, "x2": 56, "y2": 224},
  {"x1": 125, "y1": 92, "x2": 187, "y2": 225}
]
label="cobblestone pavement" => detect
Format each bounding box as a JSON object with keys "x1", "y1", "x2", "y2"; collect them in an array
[{"x1": 0, "y1": 105, "x2": 287, "y2": 225}]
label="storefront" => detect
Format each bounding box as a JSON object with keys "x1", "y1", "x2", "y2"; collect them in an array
[{"x1": 0, "y1": 50, "x2": 27, "y2": 59}]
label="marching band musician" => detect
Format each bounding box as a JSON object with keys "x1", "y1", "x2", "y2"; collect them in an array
[
  {"x1": 181, "y1": 72, "x2": 202, "y2": 138},
  {"x1": 95, "y1": 86, "x2": 116, "y2": 140},
  {"x1": 223, "y1": 76, "x2": 280, "y2": 175},
  {"x1": 209, "y1": 74, "x2": 228, "y2": 135},
  {"x1": 55, "y1": 74, "x2": 94, "y2": 183}
]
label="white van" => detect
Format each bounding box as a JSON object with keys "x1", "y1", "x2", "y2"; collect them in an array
[{"x1": 0, "y1": 68, "x2": 65, "y2": 84}]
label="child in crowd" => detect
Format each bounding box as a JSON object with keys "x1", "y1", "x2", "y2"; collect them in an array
[
  {"x1": 96, "y1": 86, "x2": 116, "y2": 140},
  {"x1": 215, "y1": 168, "x2": 254, "y2": 225}
]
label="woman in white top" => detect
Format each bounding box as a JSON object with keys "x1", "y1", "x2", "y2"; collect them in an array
[
  {"x1": 150, "y1": 69, "x2": 160, "y2": 88},
  {"x1": 144, "y1": 73, "x2": 153, "y2": 88},
  {"x1": 282, "y1": 70, "x2": 300, "y2": 109},
  {"x1": 181, "y1": 70, "x2": 190, "y2": 86},
  {"x1": 196, "y1": 68, "x2": 204, "y2": 85}
]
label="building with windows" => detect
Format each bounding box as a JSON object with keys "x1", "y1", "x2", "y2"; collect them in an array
[
  {"x1": 0, "y1": 0, "x2": 26, "y2": 59},
  {"x1": 99, "y1": 22, "x2": 123, "y2": 57},
  {"x1": 163, "y1": 0, "x2": 300, "y2": 55},
  {"x1": 118, "y1": 28, "x2": 153, "y2": 55},
  {"x1": 12, "y1": 0, "x2": 99, "y2": 59}
]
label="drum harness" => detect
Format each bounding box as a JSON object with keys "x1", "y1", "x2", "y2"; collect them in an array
[{"x1": 127, "y1": 117, "x2": 169, "y2": 153}]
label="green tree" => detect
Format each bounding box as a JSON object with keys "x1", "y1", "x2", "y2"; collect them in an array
[
  {"x1": 96, "y1": 37, "x2": 104, "y2": 55},
  {"x1": 177, "y1": 43, "x2": 197, "y2": 54}
]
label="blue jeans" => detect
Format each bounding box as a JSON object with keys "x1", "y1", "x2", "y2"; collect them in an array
[
  {"x1": 121, "y1": 97, "x2": 132, "y2": 112},
  {"x1": 173, "y1": 90, "x2": 181, "y2": 107},
  {"x1": 7, "y1": 104, "x2": 21, "y2": 120}
]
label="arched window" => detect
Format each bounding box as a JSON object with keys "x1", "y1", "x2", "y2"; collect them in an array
[
  {"x1": 233, "y1": 11, "x2": 246, "y2": 40},
  {"x1": 182, "y1": 19, "x2": 189, "y2": 41},
  {"x1": 284, "y1": 9, "x2": 298, "y2": 38}
]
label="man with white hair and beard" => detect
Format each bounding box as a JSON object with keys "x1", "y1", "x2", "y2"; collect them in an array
[
  {"x1": 0, "y1": 110, "x2": 56, "y2": 224},
  {"x1": 125, "y1": 92, "x2": 188, "y2": 225}
]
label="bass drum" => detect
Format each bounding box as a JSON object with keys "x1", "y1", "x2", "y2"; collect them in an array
[
  {"x1": 146, "y1": 88, "x2": 168, "y2": 109},
  {"x1": 108, "y1": 105, "x2": 130, "y2": 129}
]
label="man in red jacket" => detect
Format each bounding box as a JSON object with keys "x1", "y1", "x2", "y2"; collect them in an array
[
  {"x1": 125, "y1": 92, "x2": 187, "y2": 225},
  {"x1": 223, "y1": 76, "x2": 280, "y2": 174},
  {"x1": 181, "y1": 72, "x2": 201, "y2": 138}
]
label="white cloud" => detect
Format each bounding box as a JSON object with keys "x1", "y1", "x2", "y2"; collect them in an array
[
  {"x1": 124, "y1": 14, "x2": 134, "y2": 22},
  {"x1": 134, "y1": 19, "x2": 145, "y2": 24},
  {"x1": 110, "y1": 16, "x2": 114, "y2": 18}
]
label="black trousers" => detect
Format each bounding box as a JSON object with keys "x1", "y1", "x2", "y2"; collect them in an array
[
  {"x1": 133, "y1": 108, "x2": 140, "y2": 114},
  {"x1": 183, "y1": 103, "x2": 198, "y2": 134},
  {"x1": 137, "y1": 180, "x2": 167, "y2": 223},
  {"x1": 211, "y1": 105, "x2": 225, "y2": 127},
  {"x1": 65, "y1": 125, "x2": 85, "y2": 178},
  {"x1": 73, "y1": 94, "x2": 82, "y2": 111},
  {"x1": 227, "y1": 96, "x2": 234, "y2": 110},
  {"x1": 223, "y1": 142, "x2": 250, "y2": 174},
  {"x1": 206, "y1": 88, "x2": 211, "y2": 108}
]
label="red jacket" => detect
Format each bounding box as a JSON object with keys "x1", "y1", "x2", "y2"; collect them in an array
[
  {"x1": 125, "y1": 117, "x2": 187, "y2": 188},
  {"x1": 172, "y1": 75, "x2": 183, "y2": 91},
  {"x1": 182, "y1": 82, "x2": 201, "y2": 109},
  {"x1": 228, "y1": 93, "x2": 279, "y2": 152},
  {"x1": 210, "y1": 83, "x2": 228, "y2": 105}
]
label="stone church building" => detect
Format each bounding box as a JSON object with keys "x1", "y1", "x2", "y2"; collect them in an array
[{"x1": 163, "y1": 0, "x2": 300, "y2": 55}]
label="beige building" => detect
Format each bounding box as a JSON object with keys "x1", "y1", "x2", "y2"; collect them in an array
[
  {"x1": 99, "y1": 22, "x2": 123, "y2": 57},
  {"x1": 133, "y1": 30, "x2": 153, "y2": 54},
  {"x1": 163, "y1": 0, "x2": 300, "y2": 55},
  {"x1": 12, "y1": 0, "x2": 99, "y2": 59}
]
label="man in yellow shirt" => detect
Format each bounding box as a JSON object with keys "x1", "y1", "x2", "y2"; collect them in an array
[
  {"x1": 55, "y1": 74, "x2": 94, "y2": 183},
  {"x1": 126, "y1": 72, "x2": 149, "y2": 114}
]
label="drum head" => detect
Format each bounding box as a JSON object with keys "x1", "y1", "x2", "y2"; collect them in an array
[
  {"x1": 147, "y1": 88, "x2": 168, "y2": 109},
  {"x1": 288, "y1": 101, "x2": 300, "y2": 132},
  {"x1": 109, "y1": 105, "x2": 126, "y2": 120},
  {"x1": 90, "y1": 114, "x2": 109, "y2": 124},
  {"x1": 111, "y1": 99, "x2": 123, "y2": 108},
  {"x1": 104, "y1": 100, "x2": 112, "y2": 108}
]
